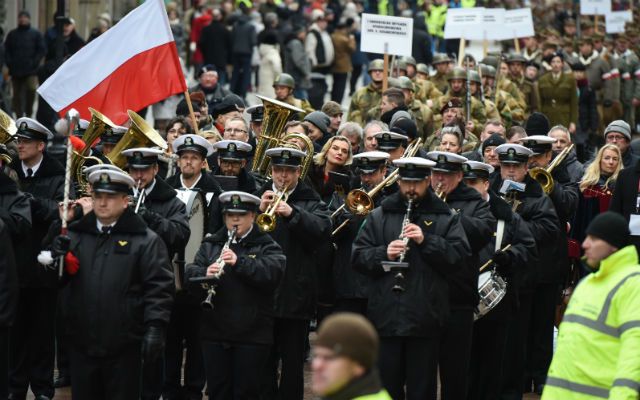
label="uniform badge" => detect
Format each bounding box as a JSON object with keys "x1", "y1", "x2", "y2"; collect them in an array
[
  {"x1": 231, "y1": 194, "x2": 241, "y2": 208},
  {"x1": 282, "y1": 150, "x2": 290, "y2": 159},
  {"x1": 114, "y1": 240, "x2": 131, "y2": 254},
  {"x1": 228, "y1": 143, "x2": 237, "y2": 152},
  {"x1": 424, "y1": 220, "x2": 433, "y2": 227},
  {"x1": 185, "y1": 137, "x2": 194, "y2": 146},
  {"x1": 100, "y1": 173, "x2": 110, "y2": 184},
  {"x1": 118, "y1": 240, "x2": 128, "y2": 246}
]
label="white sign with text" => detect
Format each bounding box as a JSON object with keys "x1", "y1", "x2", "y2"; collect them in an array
[{"x1": 361, "y1": 13, "x2": 414, "y2": 57}]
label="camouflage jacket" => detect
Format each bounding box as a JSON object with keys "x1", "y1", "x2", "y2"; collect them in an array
[{"x1": 347, "y1": 83, "x2": 382, "y2": 125}]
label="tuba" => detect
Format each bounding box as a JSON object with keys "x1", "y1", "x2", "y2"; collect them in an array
[
  {"x1": 72, "y1": 108, "x2": 116, "y2": 194},
  {"x1": 528, "y1": 143, "x2": 574, "y2": 194},
  {"x1": 251, "y1": 95, "x2": 304, "y2": 177},
  {"x1": 107, "y1": 110, "x2": 168, "y2": 169},
  {"x1": 0, "y1": 109, "x2": 16, "y2": 164}
]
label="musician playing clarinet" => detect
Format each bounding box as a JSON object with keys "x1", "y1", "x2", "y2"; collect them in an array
[
  {"x1": 464, "y1": 160, "x2": 537, "y2": 400},
  {"x1": 352, "y1": 157, "x2": 470, "y2": 400},
  {"x1": 425, "y1": 151, "x2": 494, "y2": 400},
  {"x1": 185, "y1": 191, "x2": 285, "y2": 400}
]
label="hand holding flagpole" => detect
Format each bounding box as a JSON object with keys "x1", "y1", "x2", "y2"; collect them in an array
[{"x1": 59, "y1": 109, "x2": 80, "y2": 277}]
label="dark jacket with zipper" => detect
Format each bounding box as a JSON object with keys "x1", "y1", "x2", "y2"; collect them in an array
[
  {"x1": 255, "y1": 180, "x2": 332, "y2": 320},
  {"x1": 185, "y1": 225, "x2": 285, "y2": 345},
  {"x1": 60, "y1": 209, "x2": 174, "y2": 357},
  {"x1": 352, "y1": 191, "x2": 470, "y2": 337},
  {"x1": 0, "y1": 172, "x2": 31, "y2": 327},
  {"x1": 443, "y1": 182, "x2": 495, "y2": 310},
  {"x1": 11, "y1": 154, "x2": 68, "y2": 287},
  {"x1": 4, "y1": 24, "x2": 46, "y2": 77},
  {"x1": 490, "y1": 175, "x2": 559, "y2": 291}
]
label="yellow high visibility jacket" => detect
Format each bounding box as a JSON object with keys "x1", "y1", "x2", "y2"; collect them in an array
[
  {"x1": 542, "y1": 245, "x2": 640, "y2": 400},
  {"x1": 427, "y1": 5, "x2": 447, "y2": 38}
]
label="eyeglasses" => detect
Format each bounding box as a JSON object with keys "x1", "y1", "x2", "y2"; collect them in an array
[
  {"x1": 606, "y1": 134, "x2": 626, "y2": 141},
  {"x1": 224, "y1": 128, "x2": 247, "y2": 134}
]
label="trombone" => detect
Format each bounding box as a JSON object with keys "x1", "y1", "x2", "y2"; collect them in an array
[
  {"x1": 528, "y1": 144, "x2": 574, "y2": 194},
  {"x1": 257, "y1": 183, "x2": 291, "y2": 232},
  {"x1": 331, "y1": 138, "x2": 423, "y2": 237}
]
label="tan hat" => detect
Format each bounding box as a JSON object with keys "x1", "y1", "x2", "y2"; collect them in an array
[{"x1": 315, "y1": 313, "x2": 379, "y2": 370}]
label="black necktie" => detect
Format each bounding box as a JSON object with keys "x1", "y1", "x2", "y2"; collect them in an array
[
  {"x1": 26, "y1": 168, "x2": 33, "y2": 177},
  {"x1": 101, "y1": 226, "x2": 111, "y2": 235}
]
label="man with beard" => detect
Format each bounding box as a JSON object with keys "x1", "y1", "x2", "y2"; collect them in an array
[
  {"x1": 348, "y1": 59, "x2": 384, "y2": 125},
  {"x1": 256, "y1": 147, "x2": 331, "y2": 400},
  {"x1": 426, "y1": 151, "x2": 494, "y2": 400},
  {"x1": 491, "y1": 143, "x2": 559, "y2": 399},
  {"x1": 352, "y1": 156, "x2": 470, "y2": 399},
  {"x1": 464, "y1": 160, "x2": 537, "y2": 400},
  {"x1": 121, "y1": 148, "x2": 191, "y2": 400}
]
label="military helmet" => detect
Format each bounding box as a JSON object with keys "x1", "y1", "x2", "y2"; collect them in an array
[
  {"x1": 468, "y1": 70, "x2": 481, "y2": 84},
  {"x1": 273, "y1": 73, "x2": 295, "y2": 88},
  {"x1": 447, "y1": 66, "x2": 467, "y2": 81},
  {"x1": 398, "y1": 76, "x2": 415, "y2": 91},
  {"x1": 402, "y1": 56, "x2": 417, "y2": 66},
  {"x1": 416, "y1": 63, "x2": 429, "y2": 75},
  {"x1": 481, "y1": 55, "x2": 500, "y2": 69},
  {"x1": 393, "y1": 59, "x2": 408, "y2": 71},
  {"x1": 506, "y1": 53, "x2": 527, "y2": 64},
  {"x1": 479, "y1": 64, "x2": 496, "y2": 78},
  {"x1": 368, "y1": 59, "x2": 385, "y2": 72},
  {"x1": 387, "y1": 77, "x2": 402, "y2": 89},
  {"x1": 432, "y1": 53, "x2": 452, "y2": 65}
]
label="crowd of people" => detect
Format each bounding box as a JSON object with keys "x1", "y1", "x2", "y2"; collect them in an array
[{"x1": 0, "y1": 0, "x2": 640, "y2": 400}]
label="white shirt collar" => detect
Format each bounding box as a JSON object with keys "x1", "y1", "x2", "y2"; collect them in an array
[
  {"x1": 22, "y1": 155, "x2": 43, "y2": 176},
  {"x1": 232, "y1": 225, "x2": 253, "y2": 243},
  {"x1": 135, "y1": 178, "x2": 157, "y2": 197},
  {"x1": 180, "y1": 173, "x2": 202, "y2": 190},
  {"x1": 96, "y1": 219, "x2": 117, "y2": 232}
]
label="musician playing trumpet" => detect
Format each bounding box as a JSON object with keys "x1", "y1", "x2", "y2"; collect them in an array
[
  {"x1": 352, "y1": 157, "x2": 470, "y2": 400},
  {"x1": 255, "y1": 147, "x2": 332, "y2": 400},
  {"x1": 185, "y1": 191, "x2": 285, "y2": 400}
]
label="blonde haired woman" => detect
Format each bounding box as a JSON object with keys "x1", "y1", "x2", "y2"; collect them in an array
[{"x1": 309, "y1": 136, "x2": 354, "y2": 203}]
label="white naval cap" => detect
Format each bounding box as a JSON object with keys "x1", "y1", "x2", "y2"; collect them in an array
[
  {"x1": 426, "y1": 151, "x2": 468, "y2": 172},
  {"x1": 172, "y1": 134, "x2": 214, "y2": 157},
  {"x1": 495, "y1": 144, "x2": 534, "y2": 164},
  {"x1": 82, "y1": 163, "x2": 124, "y2": 177},
  {"x1": 15, "y1": 118, "x2": 54, "y2": 141},
  {"x1": 265, "y1": 147, "x2": 306, "y2": 167},
  {"x1": 352, "y1": 151, "x2": 390, "y2": 174},
  {"x1": 214, "y1": 139, "x2": 253, "y2": 160},
  {"x1": 219, "y1": 191, "x2": 262, "y2": 213},
  {"x1": 87, "y1": 169, "x2": 135, "y2": 194},
  {"x1": 518, "y1": 135, "x2": 556, "y2": 155},
  {"x1": 463, "y1": 160, "x2": 495, "y2": 179},
  {"x1": 121, "y1": 147, "x2": 164, "y2": 168},
  {"x1": 393, "y1": 157, "x2": 436, "y2": 180}
]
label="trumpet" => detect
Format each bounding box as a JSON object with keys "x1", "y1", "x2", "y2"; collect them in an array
[
  {"x1": 330, "y1": 138, "x2": 424, "y2": 237},
  {"x1": 190, "y1": 226, "x2": 238, "y2": 310},
  {"x1": 257, "y1": 183, "x2": 291, "y2": 232},
  {"x1": 529, "y1": 144, "x2": 574, "y2": 194},
  {"x1": 435, "y1": 182, "x2": 446, "y2": 201}
]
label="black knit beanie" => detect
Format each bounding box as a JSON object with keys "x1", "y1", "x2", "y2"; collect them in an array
[
  {"x1": 525, "y1": 112, "x2": 550, "y2": 137},
  {"x1": 586, "y1": 212, "x2": 629, "y2": 249}
]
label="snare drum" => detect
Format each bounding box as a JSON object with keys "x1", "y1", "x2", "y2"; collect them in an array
[{"x1": 475, "y1": 271, "x2": 507, "y2": 320}]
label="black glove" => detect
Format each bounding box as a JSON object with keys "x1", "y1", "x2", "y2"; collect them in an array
[
  {"x1": 141, "y1": 325, "x2": 165, "y2": 362},
  {"x1": 139, "y1": 208, "x2": 159, "y2": 228},
  {"x1": 52, "y1": 235, "x2": 71, "y2": 257},
  {"x1": 493, "y1": 249, "x2": 513, "y2": 277}
]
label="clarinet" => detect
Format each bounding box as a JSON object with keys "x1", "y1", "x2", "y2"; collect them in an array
[
  {"x1": 390, "y1": 198, "x2": 413, "y2": 292},
  {"x1": 193, "y1": 226, "x2": 238, "y2": 309}
]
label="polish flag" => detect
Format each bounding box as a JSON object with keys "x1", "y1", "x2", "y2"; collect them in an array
[{"x1": 37, "y1": 0, "x2": 186, "y2": 125}]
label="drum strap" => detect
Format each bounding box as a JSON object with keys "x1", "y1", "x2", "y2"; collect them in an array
[{"x1": 495, "y1": 220, "x2": 505, "y2": 252}]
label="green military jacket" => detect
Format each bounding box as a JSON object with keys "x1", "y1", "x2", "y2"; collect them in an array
[
  {"x1": 348, "y1": 83, "x2": 382, "y2": 125},
  {"x1": 538, "y1": 72, "x2": 578, "y2": 128},
  {"x1": 414, "y1": 78, "x2": 443, "y2": 103}
]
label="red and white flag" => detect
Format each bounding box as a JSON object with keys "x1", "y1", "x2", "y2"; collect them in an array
[{"x1": 37, "y1": 0, "x2": 186, "y2": 125}]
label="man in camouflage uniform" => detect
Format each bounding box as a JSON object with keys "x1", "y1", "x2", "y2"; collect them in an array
[
  {"x1": 482, "y1": 55, "x2": 529, "y2": 114},
  {"x1": 435, "y1": 66, "x2": 487, "y2": 136},
  {"x1": 506, "y1": 53, "x2": 539, "y2": 116},
  {"x1": 468, "y1": 70, "x2": 511, "y2": 126},
  {"x1": 481, "y1": 64, "x2": 526, "y2": 126},
  {"x1": 273, "y1": 73, "x2": 315, "y2": 116},
  {"x1": 431, "y1": 53, "x2": 453, "y2": 94},
  {"x1": 348, "y1": 59, "x2": 384, "y2": 125},
  {"x1": 398, "y1": 76, "x2": 434, "y2": 139},
  {"x1": 613, "y1": 36, "x2": 640, "y2": 130},
  {"x1": 402, "y1": 56, "x2": 443, "y2": 106}
]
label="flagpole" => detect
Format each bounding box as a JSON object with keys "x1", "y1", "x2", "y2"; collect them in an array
[{"x1": 183, "y1": 91, "x2": 201, "y2": 136}]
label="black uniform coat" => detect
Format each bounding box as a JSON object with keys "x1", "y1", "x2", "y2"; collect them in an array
[
  {"x1": 60, "y1": 208, "x2": 174, "y2": 357},
  {"x1": 185, "y1": 225, "x2": 285, "y2": 345},
  {"x1": 352, "y1": 191, "x2": 471, "y2": 337},
  {"x1": 255, "y1": 180, "x2": 332, "y2": 320},
  {"x1": 141, "y1": 177, "x2": 191, "y2": 258},
  {"x1": 444, "y1": 183, "x2": 495, "y2": 310},
  {"x1": 478, "y1": 192, "x2": 538, "y2": 313},
  {"x1": 610, "y1": 159, "x2": 640, "y2": 252},
  {"x1": 11, "y1": 154, "x2": 67, "y2": 287},
  {"x1": 490, "y1": 175, "x2": 559, "y2": 292},
  {"x1": 0, "y1": 172, "x2": 31, "y2": 327}
]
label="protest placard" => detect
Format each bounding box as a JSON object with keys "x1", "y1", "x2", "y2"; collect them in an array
[{"x1": 361, "y1": 13, "x2": 413, "y2": 57}]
